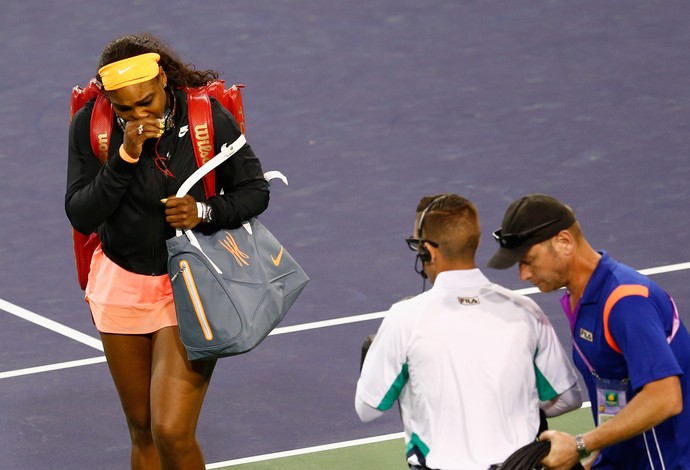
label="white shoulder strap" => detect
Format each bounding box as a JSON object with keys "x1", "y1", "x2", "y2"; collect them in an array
[
  {"x1": 174, "y1": 133, "x2": 288, "y2": 245},
  {"x1": 175, "y1": 134, "x2": 247, "y2": 198}
]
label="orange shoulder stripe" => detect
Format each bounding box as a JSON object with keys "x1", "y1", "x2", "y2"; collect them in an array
[{"x1": 603, "y1": 285, "x2": 649, "y2": 353}]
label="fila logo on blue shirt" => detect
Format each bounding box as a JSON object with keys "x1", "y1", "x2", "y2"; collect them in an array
[
  {"x1": 579, "y1": 328, "x2": 593, "y2": 342},
  {"x1": 458, "y1": 297, "x2": 480, "y2": 305}
]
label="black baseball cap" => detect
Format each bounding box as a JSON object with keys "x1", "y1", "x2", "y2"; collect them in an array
[{"x1": 487, "y1": 194, "x2": 576, "y2": 269}]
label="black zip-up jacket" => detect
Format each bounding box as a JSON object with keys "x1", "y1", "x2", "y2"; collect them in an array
[{"x1": 65, "y1": 88, "x2": 270, "y2": 276}]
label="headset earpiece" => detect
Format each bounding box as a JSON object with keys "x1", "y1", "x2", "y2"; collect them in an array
[
  {"x1": 413, "y1": 194, "x2": 449, "y2": 283},
  {"x1": 418, "y1": 244, "x2": 431, "y2": 263}
]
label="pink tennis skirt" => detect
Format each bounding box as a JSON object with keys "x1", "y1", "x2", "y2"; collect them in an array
[{"x1": 85, "y1": 245, "x2": 178, "y2": 334}]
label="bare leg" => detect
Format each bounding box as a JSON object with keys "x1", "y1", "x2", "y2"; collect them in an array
[
  {"x1": 149, "y1": 326, "x2": 216, "y2": 470},
  {"x1": 101, "y1": 328, "x2": 216, "y2": 470},
  {"x1": 100, "y1": 332, "x2": 161, "y2": 470}
]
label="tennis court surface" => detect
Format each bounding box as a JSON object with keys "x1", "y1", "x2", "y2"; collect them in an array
[{"x1": 1, "y1": 1, "x2": 689, "y2": 468}]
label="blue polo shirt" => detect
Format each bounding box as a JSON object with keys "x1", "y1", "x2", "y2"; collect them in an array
[{"x1": 561, "y1": 252, "x2": 690, "y2": 469}]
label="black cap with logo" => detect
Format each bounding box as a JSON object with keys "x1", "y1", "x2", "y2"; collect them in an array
[{"x1": 488, "y1": 194, "x2": 576, "y2": 269}]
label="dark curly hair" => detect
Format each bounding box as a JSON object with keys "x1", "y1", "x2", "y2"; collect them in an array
[{"x1": 96, "y1": 33, "x2": 219, "y2": 89}]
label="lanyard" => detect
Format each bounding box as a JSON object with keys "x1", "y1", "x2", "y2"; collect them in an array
[{"x1": 561, "y1": 294, "x2": 601, "y2": 378}]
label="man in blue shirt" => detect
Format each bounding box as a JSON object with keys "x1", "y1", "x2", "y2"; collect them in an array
[{"x1": 488, "y1": 194, "x2": 690, "y2": 470}]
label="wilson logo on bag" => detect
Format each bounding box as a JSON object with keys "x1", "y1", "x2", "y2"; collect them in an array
[{"x1": 69, "y1": 78, "x2": 247, "y2": 290}]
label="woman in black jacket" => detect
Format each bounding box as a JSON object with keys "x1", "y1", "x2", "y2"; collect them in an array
[{"x1": 65, "y1": 33, "x2": 269, "y2": 469}]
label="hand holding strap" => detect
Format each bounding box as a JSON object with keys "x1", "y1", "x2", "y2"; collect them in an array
[{"x1": 174, "y1": 134, "x2": 246, "y2": 249}]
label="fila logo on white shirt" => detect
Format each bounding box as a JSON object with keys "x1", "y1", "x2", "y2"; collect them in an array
[
  {"x1": 579, "y1": 328, "x2": 594, "y2": 342},
  {"x1": 457, "y1": 297, "x2": 480, "y2": 305}
]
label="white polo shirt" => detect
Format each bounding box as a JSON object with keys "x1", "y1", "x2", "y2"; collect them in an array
[{"x1": 355, "y1": 269, "x2": 578, "y2": 469}]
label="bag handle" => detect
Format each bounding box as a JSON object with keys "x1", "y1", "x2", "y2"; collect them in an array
[{"x1": 175, "y1": 134, "x2": 246, "y2": 199}]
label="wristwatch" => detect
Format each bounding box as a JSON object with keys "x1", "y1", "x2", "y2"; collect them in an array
[
  {"x1": 575, "y1": 434, "x2": 590, "y2": 459},
  {"x1": 202, "y1": 202, "x2": 214, "y2": 223}
]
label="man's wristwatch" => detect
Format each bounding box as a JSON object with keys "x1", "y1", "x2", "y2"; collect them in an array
[{"x1": 575, "y1": 434, "x2": 590, "y2": 459}]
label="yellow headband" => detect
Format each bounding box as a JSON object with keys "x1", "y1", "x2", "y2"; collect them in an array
[{"x1": 98, "y1": 52, "x2": 161, "y2": 91}]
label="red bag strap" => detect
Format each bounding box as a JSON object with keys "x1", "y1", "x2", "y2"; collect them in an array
[
  {"x1": 186, "y1": 89, "x2": 216, "y2": 198},
  {"x1": 71, "y1": 78, "x2": 112, "y2": 164},
  {"x1": 185, "y1": 80, "x2": 247, "y2": 199},
  {"x1": 195, "y1": 81, "x2": 246, "y2": 134},
  {"x1": 90, "y1": 94, "x2": 113, "y2": 164},
  {"x1": 216, "y1": 83, "x2": 246, "y2": 135}
]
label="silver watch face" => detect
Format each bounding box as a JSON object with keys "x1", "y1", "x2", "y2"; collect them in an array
[{"x1": 575, "y1": 435, "x2": 589, "y2": 458}]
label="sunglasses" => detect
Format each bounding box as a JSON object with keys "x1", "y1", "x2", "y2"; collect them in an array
[
  {"x1": 492, "y1": 218, "x2": 561, "y2": 249},
  {"x1": 405, "y1": 237, "x2": 439, "y2": 252}
]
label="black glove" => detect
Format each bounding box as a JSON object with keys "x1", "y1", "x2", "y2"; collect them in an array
[
  {"x1": 360, "y1": 334, "x2": 376, "y2": 371},
  {"x1": 499, "y1": 440, "x2": 584, "y2": 470}
]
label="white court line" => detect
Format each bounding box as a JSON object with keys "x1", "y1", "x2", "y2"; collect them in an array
[
  {"x1": 639, "y1": 262, "x2": 690, "y2": 276},
  {"x1": 270, "y1": 310, "x2": 389, "y2": 335},
  {"x1": 0, "y1": 298, "x2": 103, "y2": 351},
  {"x1": 206, "y1": 432, "x2": 405, "y2": 468},
  {"x1": 0, "y1": 356, "x2": 106, "y2": 380},
  {"x1": 208, "y1": 403, "x2": 595, "y2": 468},
  {"x1": 2, "y1": 261, "x2": 689, "y2": 379}
]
